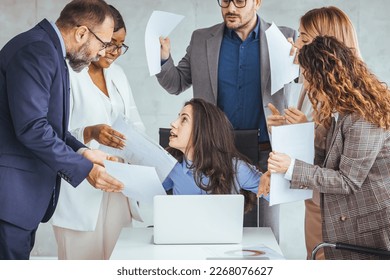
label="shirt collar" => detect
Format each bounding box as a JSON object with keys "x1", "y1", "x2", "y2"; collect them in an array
[
  {"x1": 225, "y1": 15, "x2": 260, "y2": 40},
  {"x1": 50, "y1": 21, "x2": 66, "y2": 58},
  {"x1": 181, "y1": 158, "x2": 193, "y2": 175},
  {"x1": 332, "y1": 112, "x2": 339, "y2": 122}
]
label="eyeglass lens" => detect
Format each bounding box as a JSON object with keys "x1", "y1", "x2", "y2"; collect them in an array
[{"x1": 217, "y1": 0, "x2": 247, "y2": 8}]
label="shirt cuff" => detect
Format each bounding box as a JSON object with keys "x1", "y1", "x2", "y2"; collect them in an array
[
  {"x1": 77, "y1": 147, "x2": 90, "y2": 156},
  {"x1": 284, "y1": 158, "x2": 295, "y2": 181}
]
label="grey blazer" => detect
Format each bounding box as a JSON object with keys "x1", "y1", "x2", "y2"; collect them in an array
[
  {"x1": 292, "y1": 114, "x2": 390, "y2": 259},
  {"x1": 156, "y1": 17, "x2": 297, "y2": 121}
]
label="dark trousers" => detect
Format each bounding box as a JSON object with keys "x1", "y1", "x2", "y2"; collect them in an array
[
  {"x1": 243, "y1": 144, "x2": 280, "y2": 242},
  {"x1": 0, "y1": 219, "x2": 37, "y2": 260}
]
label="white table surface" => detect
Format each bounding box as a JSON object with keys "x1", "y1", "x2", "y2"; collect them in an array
[{"x1": 111, "y1": 227, "x2": 283, "y2": 260}]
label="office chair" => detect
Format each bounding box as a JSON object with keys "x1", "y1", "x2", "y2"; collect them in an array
[
  {"x1": 158, "y1": 128, "x2": 260, "y2": 227},
  {"x1": 311, "y1": 242, "x2": 390, "y2": 260}
]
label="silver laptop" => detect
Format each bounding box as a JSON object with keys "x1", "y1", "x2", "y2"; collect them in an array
[{"x1": 153, "y1": 194, "x2": 244, "y2": 244}]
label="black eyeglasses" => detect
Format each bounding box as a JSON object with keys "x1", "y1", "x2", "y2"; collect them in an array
[
  {"x1": 82, "y1": 26, "x2": 111, "y2": 51},
  {"x1": 106, "y1": 43, "x2": 129, "y2": 55},
  {"x1": 217, "y1": 0, "x2": 247, "y2": 8}
]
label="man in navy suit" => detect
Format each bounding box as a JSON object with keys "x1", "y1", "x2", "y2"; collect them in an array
[{"x1": 0, "y1": 0, "x2": 124, "y2": 259}]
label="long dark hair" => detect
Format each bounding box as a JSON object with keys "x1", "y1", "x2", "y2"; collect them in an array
[
  {"x1": 167, "y1": 98, "x2": 257, "y2": 212},
  {"x1": 298, "y1": 36, "x2": 390, "y2": 129}
]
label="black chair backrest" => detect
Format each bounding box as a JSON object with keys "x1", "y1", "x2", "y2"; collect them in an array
[
  {"x1": 159, "y1": 128, "x2": 171, "y2": 150},
  {"x1": 158, "y1": 128, "x2": 259, "y2": 165}
]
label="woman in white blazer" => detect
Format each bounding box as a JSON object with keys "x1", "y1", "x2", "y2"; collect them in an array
[{"x1": 52, "y1": 6, "x2": 145, "y2": 259}]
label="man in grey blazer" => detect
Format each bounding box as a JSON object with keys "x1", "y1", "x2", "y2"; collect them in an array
[{"x1": 156, "y1": 0, "x2": 296, "y2": 241}]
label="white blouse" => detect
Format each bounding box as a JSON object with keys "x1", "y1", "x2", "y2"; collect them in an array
[{"x1": 52, "y1": 63, "x2": 144, "y2": 231}]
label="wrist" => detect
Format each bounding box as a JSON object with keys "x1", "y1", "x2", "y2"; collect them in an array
[{"x1": 83, "y1": 126, "x2": 93, "y2": 143}]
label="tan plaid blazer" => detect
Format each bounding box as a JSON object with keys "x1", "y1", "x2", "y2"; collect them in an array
[{"x1": 291, "y1": 113, "x2": 390, "y2": 259}]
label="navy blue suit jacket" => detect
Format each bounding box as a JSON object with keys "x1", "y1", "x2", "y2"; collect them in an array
[{"x1": 0, "y1": 19, "x2": 93, "y2": 230}]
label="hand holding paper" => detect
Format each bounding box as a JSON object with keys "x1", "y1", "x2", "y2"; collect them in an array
[
  {"x1": 99, "y1": 116, "x2": 177, "y2": 182},
  {"x1": 269, "y1": 122, "x2": 314, "y2": 205},
  {"x1": 145, "y1": 10, "x2": 184, "y2": 76},
  {"x1": 268, "y1": 152, "x2": 291, "y2": 174},
  {"x1": 105, "y1": 161, "x2": 166, "y2": 204}
]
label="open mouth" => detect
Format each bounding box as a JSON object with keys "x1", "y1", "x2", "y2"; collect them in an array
[{"x1": 169, "y1": 131, "x2": 178, "y2": 138}]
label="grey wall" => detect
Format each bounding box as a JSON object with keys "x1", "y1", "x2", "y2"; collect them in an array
[{"x1": 1, "y1": 0, "x2": 389, "y2": 260}]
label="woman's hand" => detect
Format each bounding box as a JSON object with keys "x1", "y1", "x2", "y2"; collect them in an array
[
  {"x1": 267, "y1": 103, "x2": 286, "y2": 132},
  {"x1": 85, "y1": 124, "x2": 126, "y2": 149},
  {"x1": 257, "y1": 171, "x2": 270, "y2": 198},
  {"x1": 284, "y1": 107, "x2": 308, "y2": 124},
  {"x1": 268, "y1": 152, "x2": 291, "y2": 174}
]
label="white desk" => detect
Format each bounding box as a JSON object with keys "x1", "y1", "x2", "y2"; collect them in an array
[{"x1": 111, "y1": 227, "x2": 283, "y2": 260}]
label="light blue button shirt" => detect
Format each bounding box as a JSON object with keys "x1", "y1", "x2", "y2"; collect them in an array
[{"x1": 163, "y1": 158, "x2": 262, "y2": 195}]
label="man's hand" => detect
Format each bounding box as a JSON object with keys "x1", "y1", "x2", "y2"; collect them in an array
[
  {"x1": 86, "y1": 164, "x2": 124, "y2": 192},
  {"x1": 257, "y1": 171, "x2": 270, "y2": 198},
  {"x1": 85, "y1": 124, "x2": 126, "y2": 149},
  {"x1": 82, "y1": 149, "x2": 109, "y2": 166},
  {"x1": 284, "y1": 107, "x2": 308, "y2": 124},
  {"x1": 159, "y1": 36, "x2": 171, "y2": 60}
]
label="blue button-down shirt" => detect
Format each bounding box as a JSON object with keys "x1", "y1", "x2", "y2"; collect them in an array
[
  {"x1": 217, "y1": 16, "x2": 269, "y2": 143},
  {"x1": 163, "y1": 159, "x2": 261, "y2": 195}
]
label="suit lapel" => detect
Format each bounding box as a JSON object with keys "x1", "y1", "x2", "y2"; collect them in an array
[
  {"x1": 206, "y1": 24, "x2": 224, "y2": 101},
  {"x1": 62, "y1": 60, "x2": 70, "y2": 135},
  {"x1": 259, "y1": 18, "x2": 271, "y2": 98},
  {"x1": 324, "y1": 114, "x2": 347, "y2": 165},
  {"x1": 38, "y1": 19, "x2": 69, "y2": 138}
]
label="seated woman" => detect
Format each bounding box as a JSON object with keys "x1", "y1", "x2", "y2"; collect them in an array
[
  {"x1": 163, "y1": 98, "x2": 269, "y2": 213},
  {"x1": 268, "y1": 36, "x2": 390, "y2": 259}
]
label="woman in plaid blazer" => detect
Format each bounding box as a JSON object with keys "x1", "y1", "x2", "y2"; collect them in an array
[{"x1": 268, "y1": 36, "x2": 390, "y2": 259}]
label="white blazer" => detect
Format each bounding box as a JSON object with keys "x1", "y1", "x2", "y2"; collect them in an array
[{"x1": 52, "y1": 63, "x2": 144, "y2": 231}]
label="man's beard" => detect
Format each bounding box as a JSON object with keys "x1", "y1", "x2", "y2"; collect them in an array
[{"x1": 67, "y1": 41, "x2": 99, "y2": 73}]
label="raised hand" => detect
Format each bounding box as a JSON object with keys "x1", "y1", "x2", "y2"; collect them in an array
[{"x1": 159, "y1": 36, "x2": 171, "y2": 61}]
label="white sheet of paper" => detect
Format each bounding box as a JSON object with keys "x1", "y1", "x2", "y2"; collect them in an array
[
  {"x1": 283, "y1": 83, "x2": 303, "y2": 108},
  {"x1": 265, "y1": 23, "x2": 299, "y2": 95},
  {"x1": 100, "y1": 116, "x2": 177, "y2": 182},
  {"x1": 270, "y1": 122, "x2": 314, "y2": 206},
  {"x1": 105, "y1": 161, "x2": 166, "y2": 204},
  {"x1": 145, "y1": 10, "x2": 184, "y2": 76}
]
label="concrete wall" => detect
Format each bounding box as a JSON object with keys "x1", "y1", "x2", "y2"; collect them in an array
[{"x1": 1, "y1": 0, "x2": 389, "y2": 260}]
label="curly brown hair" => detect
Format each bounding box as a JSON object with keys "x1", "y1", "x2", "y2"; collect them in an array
[{"x1": 298, "y1": 36, "x2": 390, "y2": 129}]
